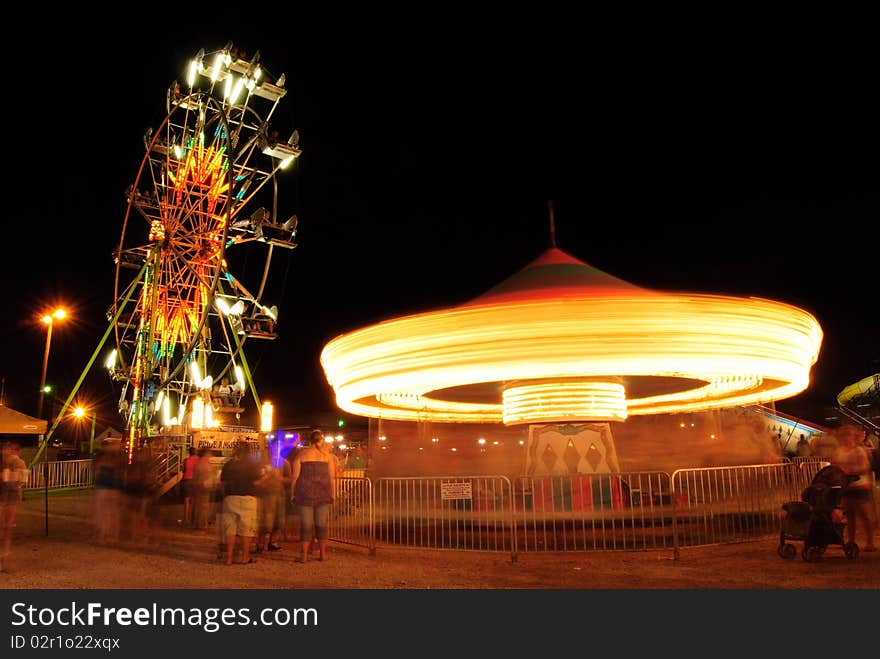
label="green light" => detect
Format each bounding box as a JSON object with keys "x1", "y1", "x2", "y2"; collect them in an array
[
  {"x1": 42, "y1": 385, "x2": 53, "y2": 393},
  {"x1": 337, "y1": 418, "x2": 345, "y2": 428}
]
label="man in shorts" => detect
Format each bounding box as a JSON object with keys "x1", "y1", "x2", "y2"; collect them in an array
[{"x1": 219, "y1": 443, "x2": 261, "y2": 565}]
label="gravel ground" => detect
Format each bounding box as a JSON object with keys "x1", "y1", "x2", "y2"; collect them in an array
[{"x1": 2, "y1": 490, "x2": 878, "y2": 590}]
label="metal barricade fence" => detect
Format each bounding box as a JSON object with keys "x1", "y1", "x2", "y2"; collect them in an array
[
  {"x1": 371, "y1": 467, "x2": 820, "y2": 558},
  {"x1": 670, "y1": 461, "x2": 824, "y2": 557},
  {"x1": 789, "y1": 456, "x2": 831, "y2": 470},
  {"x1": 513, "y1": 472, "x2": 674, "y2": 552},
  {"x1": 25, "y1": 460, "x2": 838, "y2": 558},
  {"x1": 25, "y1": 459, "x2": 94, "y2": 491},
  {"x1": 329, "y1": 476, "x2": 374, "y2": 551},
  {"x1": 372, "y1": 476, "x2": 515, "y2": 559}
]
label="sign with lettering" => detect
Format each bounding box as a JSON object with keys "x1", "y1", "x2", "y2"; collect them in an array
[
  {"x1": 440, "y1": 481, "x2": 473, "y2": 500},
  {"x1": 194, "y1": 431, "x2": 261, "y2": 451}
]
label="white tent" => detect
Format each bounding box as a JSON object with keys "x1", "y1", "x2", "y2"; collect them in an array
[{"x1": 0, "y1": 404, "x2": 47, "y2": 434}]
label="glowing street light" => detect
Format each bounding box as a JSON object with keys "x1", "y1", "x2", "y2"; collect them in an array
[
  {"x1": 73, "y1": 406, "x2": 98, "y2": 456},
  {"x1": 36, "y1": 308, "x2": 68, "y2": 420}
]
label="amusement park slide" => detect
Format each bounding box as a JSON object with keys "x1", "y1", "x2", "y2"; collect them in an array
[{"x1": 837, "y1": 373, "x2": 880, "y2": 406}]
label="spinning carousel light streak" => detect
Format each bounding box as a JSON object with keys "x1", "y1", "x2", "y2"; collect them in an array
[{"x1": 320, "y1": 247, "x2": 823, "y2": 425}]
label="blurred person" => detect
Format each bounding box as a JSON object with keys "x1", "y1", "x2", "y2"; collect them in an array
[
  {"x1": 218, "y1": 377, "x2": 235, "y2": 406},
  {"x1": 795, "y1": 434, "x2": 813, "y2": 458},
  {"x1": 122, "y1": 447, "x2": 158, "y2": 545},
  {"x1": 304, "y1": 436, "x2": 339, "y2": 556},
  {"x1": 867, "y1": 430, "x2": 880, "y2": 480},
  {"x1": 832, "y1": 424, "x2": 876, "y2": 551},
  {"x1": 219, "y1": 443, "x2": 261, "y2": 565},
  {"x1": 291, "y1": 429, "x2": 336, "y2": 562},
  {"x1": 210, "y1": 383, "x2": 223, "y2": 409},
  {"x1": 811, "y1": 432, "x2": 839, "y2": 460},
  {"x1": 280, "y1": 446, "x2": 298, "y2": 541},
  {"x1": 255, "y1": 450, "x2": 284, "y2": 552},
  {"x1": 192, "y1": 446, "x2": 215, "y2": 530},
  {"x1": 180, "y1": 447, "x2": 199, "y2": 527},
  {"x1": 91, "y1": 440, "x2": 123, "y2": 545},
  {"x1": 346, "y1": 445, "x2": 366, "y2": 470},
  {"x1": 0, "y1": 441, "x2": 29, "y2": 571},
  {"x1": 329, "y1": 443, "x2": 345, "y2": 478}
]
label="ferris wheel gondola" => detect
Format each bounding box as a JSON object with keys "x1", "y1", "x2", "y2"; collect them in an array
[{"x1": 108, "y1": 44, "x2": 301, "y2": 457}]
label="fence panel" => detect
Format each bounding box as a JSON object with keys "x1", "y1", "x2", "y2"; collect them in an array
[
  {"x1": 329, "y1": 476, "x2": 373, "y2": 551},
  {"x1": 374, "y1": 476, "x2": 514, "y2": 557},
  {"x1": 513, "y1": 472, "x2": 674, "y2": 551},
  {"x1": 24, "y1": 459, "x2": 839, "y2": 557},
  {"x1": 25, "y1": 459, "x2": 94, "y2": 491},
  {"x1": 671, "y1": 461, "x2": 812, "y2": 551}
]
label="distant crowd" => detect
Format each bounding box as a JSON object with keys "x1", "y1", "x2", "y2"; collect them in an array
[{"x1": 83, "y1": 431, "x2": 367, "y2": 566}]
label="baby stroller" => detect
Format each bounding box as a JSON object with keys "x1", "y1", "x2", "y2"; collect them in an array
[{"x1": 777, "y1": 465, "x2": 860, "y2": 561}]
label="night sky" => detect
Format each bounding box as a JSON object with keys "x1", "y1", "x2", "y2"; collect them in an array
[{"x1": 1, "y1": 18, "x2": 877, "y2": 432}]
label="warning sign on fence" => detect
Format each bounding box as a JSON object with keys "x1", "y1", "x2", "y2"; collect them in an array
[{"x1": 440, "y1": 481, "x2": 473, "y2": 500}]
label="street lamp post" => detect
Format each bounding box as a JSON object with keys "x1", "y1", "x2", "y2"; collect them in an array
[
  {"x1": 37, "y1": 307, "x2": 67, "y2": 537},
  {"x1": 89, "y1": 412, "x2": 97, "y2": 456},
  {"x1": 37, "y1": 308, "x2": 67, "y2": 420}
]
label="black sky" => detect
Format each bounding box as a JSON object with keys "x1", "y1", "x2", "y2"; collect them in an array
[{"x1": 1, "y1": 18, "x2": 877, "y2": 430}]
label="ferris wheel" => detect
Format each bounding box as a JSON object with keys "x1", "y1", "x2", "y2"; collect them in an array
[{"x1": 107, "y1": 43, "x2": 301, "y2": 455}]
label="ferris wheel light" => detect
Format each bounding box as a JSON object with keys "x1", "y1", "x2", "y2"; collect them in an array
[
  {"x1": 210, "y1": 52, "x2": 225, "y2": 82},
  {"x1": 173, "y1": 144, "x2": 183, "y2": 160},
  {"x1": 191, "y1": 398, "x2": 205, "y2": 429},
  {"x1": 279, "y1": 155, "x2": 295, "y2": 169},
  {"x1": 162, "y1": 396, "x2": 172, "y2": 427},
  {"x1": 216, "y1": 298, "x2": 244, "y2": 316},
  {"x1": 223, "y1": 76, "x2": 233, "y2": 101},
  {"x1": 260, "y1": 401, "x2": 274, "y2": 432},
  {"x1": 189, "y1": 362, "x2": 205, "y2": 389},
  {"x1": 187, "y1": 59, "x2": 198, "y2": 87},
  {"x1": 229, "y1": 77, "x2": 246, "y2": 105},
  {"x1": 234, "y1": 365, "x2": 244, "y2": 386},
  {"x1": 105, "y1": 349, "x2": 117, "y2": 370}
]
